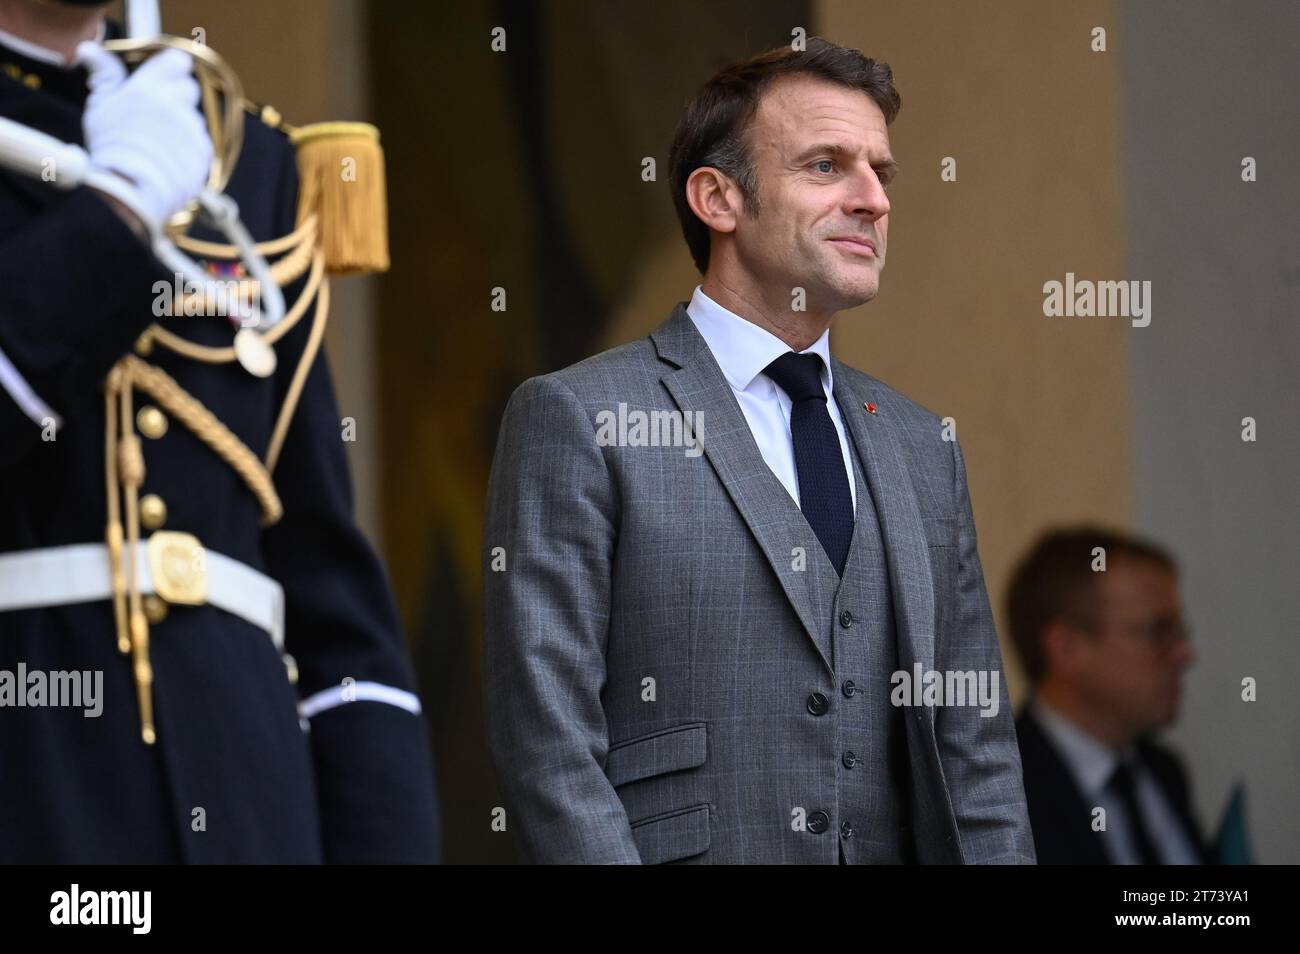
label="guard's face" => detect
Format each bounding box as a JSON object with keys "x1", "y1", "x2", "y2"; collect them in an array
[
  {"x1": 1071, "y1": 558, "x2": 1194, "y2": 737},
  {"x1": 739, "y1": 74, "x2": 894, "y2": 314}
]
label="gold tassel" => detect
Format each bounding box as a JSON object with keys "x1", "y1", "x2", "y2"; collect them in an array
[{"x1": 289, "y1": 121, "x2": 390, "y2": 276}]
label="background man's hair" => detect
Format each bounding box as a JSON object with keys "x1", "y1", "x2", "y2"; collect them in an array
[
  {"x1": 1005, "y1": 525, "x2": 1178, "y2": 684},
  {"x1": 667, "y1": 37, "x2": 901, "y2": 274}
]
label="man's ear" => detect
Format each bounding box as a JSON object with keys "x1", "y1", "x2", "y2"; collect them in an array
[{"x1": 685, "y1": 166, "x2": 742, "y2": 236}]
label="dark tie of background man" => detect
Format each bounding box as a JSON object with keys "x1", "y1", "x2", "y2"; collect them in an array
[
  {"x1": 1108, "y1": 757, "x2": 1162, "y2": 865},
  {"x1": 764, "y1": 352, "x2": 855, "y2": 575}
]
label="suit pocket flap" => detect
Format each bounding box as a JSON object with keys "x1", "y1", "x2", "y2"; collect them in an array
[
  {"x1": 631, "y1": 804, "x2": 711, "y2": 864},
  {"x1": 605, "y1": 722, "x2": 708, "y2": 787}
]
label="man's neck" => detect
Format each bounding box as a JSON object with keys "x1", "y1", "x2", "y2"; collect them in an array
[
  {"x1": 1036, "y1": 683, "x2": 1134, "y2": 752},
  {"x1": 0, "y1": 2, "x2": 104, "y2": 65},
  {"x1": 700, "y1": 272, "x2": 834, "y2": 353}
]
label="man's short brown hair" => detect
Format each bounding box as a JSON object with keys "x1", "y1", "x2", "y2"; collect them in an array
[
  {"x1": 667, "y1": 37, "x2": 901, "y2": 274},
  {"x1": 1005, "y1": 526, "x2": 1178, "y2": 683}
]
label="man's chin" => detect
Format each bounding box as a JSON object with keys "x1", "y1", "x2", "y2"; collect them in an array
[
  {"x1": 815, "y1": 270, "x2": 880, "y2": 311},
  {"x1": 1149, "y1": 700, "x2": 1181, "y2": 731},
  {"x1": 833, "y1": 281, "x2": 879, "y2": 310}
]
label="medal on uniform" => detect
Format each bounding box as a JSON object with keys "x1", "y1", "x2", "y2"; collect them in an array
[{"x1": 234, "y1": 327, "x2": 277, "y2": 378}]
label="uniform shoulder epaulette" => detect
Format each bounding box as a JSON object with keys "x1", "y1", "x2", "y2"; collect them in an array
[{"x1": 242, "y1": 99, "x2": 389, "y2": 276}]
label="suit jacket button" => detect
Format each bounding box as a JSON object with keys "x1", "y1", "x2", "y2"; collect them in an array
[
  {"x1": 840, "y1": 821, "x2": 854, "y2": 839},
  {"x1": 807, "y1": 811, "x2": 830, "y2": 834},
  {"x1": 842, "y1": 751, "x2": 857, "y2": 768},
  {"x1": 806, "y1": 692, "x2": 829, "y2": 715},
  {"x1": 839, "y1": 610, "x2": 854, "y2": 628},
  {"x1": 841, "y1": 679, "x2": 857, "y2": 698}
]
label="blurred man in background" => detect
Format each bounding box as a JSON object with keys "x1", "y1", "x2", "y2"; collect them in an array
[{"x1": 1008, "y1": 526, "x2": 1212, "y2": 864}]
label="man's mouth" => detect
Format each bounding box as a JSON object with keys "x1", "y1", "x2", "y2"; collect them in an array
[{"x1": 827, "y1": 236, "x2": 877, "y2": 256}]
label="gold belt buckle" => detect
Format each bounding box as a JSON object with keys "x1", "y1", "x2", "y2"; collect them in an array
[{"x1": 147, "y1": 531, "x2": 208, "y2": 606}]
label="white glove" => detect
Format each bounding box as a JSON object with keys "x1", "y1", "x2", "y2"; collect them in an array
[{"x1": 75, "y1": 41, "x2": 213, "y2": 230}]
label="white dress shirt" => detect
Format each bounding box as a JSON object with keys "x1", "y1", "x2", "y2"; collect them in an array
[
  {"x1": 1031, "y1": 697, "x2": 1201, "y2": 864},
  {"x1": 685, "y1": 284, "x2": 857, "y2": 511}
]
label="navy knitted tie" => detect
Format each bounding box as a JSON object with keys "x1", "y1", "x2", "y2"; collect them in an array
[{"x1": 764, "y1": 352, "x2": 854, "y2": 575}]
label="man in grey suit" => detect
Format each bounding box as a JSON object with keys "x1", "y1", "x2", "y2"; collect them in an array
[{"x1": 482, "y1": 37, "x2": 1035, "y2": 864}]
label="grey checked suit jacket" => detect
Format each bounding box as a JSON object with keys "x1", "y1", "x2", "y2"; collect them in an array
[{"x1": 482, "y1": 303, "x2": 1036, "y2": 864}]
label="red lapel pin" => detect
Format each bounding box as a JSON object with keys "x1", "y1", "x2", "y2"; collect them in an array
[{"x1": 863, "y1": 401, "x2": 877, "y2": 414}]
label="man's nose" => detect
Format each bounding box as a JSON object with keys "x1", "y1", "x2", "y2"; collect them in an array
[{"x1": 845, "y1": 168, "x2": 889, "y2": 220}]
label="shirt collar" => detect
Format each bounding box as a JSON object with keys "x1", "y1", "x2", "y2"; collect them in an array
[
  {"x1": 685, "y1": 284, "x2": 835, "y2": 396},
  {"x1": 1030, "y1": 695, "x2": 1136, "y2": 797}
]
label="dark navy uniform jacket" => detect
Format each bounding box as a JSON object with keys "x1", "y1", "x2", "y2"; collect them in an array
[{"x1": 0, "y1": 33, "x2": 440, "y2": 862}]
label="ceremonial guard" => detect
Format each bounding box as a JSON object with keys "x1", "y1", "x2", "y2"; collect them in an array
[{"x1": 0, "y1": 0, "x2": 440, "y2": 862}]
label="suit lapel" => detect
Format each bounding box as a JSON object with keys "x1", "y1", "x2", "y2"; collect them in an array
[
  {"x1": 1018, "y1": 708, "x2": 1111, "y2": 864},
  {"x1": 651, "y1": 305, "x2": 831, "y2": 675},
  {"x1": 833, "y1": 362, "x2": 936, "y2": 679}
]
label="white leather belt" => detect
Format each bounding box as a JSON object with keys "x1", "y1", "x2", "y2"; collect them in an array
[{"x1": 0, "y1": 539, "x2": 284, "y2": 650}]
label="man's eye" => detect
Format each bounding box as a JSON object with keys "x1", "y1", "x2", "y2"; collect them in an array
[{"x1": 813, "y1": 160, "x2": 835, "y2": 174}]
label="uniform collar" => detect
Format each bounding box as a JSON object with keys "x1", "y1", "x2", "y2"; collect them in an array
[
  {"x1": 685, "y1": 284, "x2": 835, "y2": 395},
  {"x1": 0, "y1": 20, "x2": 106, "y2": 66},
  {"x1": 0, "y1": 19, "x2": 111, "y2": 105}
]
